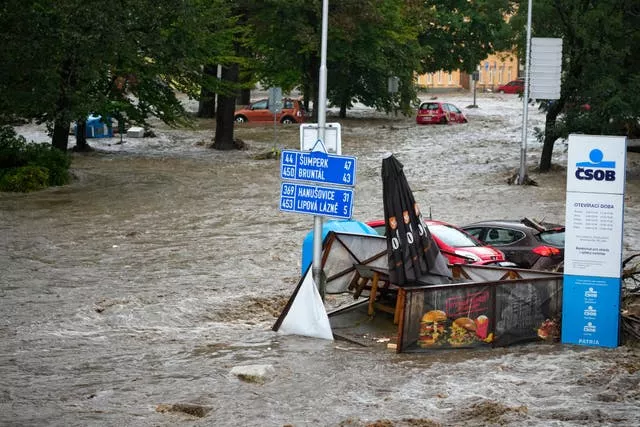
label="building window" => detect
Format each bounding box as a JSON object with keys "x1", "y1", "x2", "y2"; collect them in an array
[
  {"x1": 437, "y1": 71, "x2": 442, "y2": 84},
  {"x1": 448, "y1": 73, "x2": 453, "y2": 84},
  {"x1": 427, "y1": 74, "x2": 432, "y2": 84}
]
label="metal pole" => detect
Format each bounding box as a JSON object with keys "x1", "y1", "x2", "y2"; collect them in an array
[
  {"x1": 518, "y1": 0, "x2": 533, "y2": 185},
  {"x1": 312, "y1": 0, "x2": 329, "y2": 300},
  {"x1": 473, "y1": 79, "x2": 477, "y2": 107}
]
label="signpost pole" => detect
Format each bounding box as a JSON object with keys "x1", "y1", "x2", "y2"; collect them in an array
[
  {"x1": 471, "y1": 70, "x2": 479, "y2": 108},
  {"x1": 473, "y1": 80, "x2": 477, "y2": 107},
  {"x1": 269, "y1": 87, "x2": 282, "y2": 152},
  {"x1": 313, "y1": 0, "x2": 330, "y2": 300},
  {"x1": 518, "y1": 0, "x2": 533, "y2": 185}
]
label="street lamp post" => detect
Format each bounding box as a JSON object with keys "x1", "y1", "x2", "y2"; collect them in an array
[
  {"x1": 518, "y1": 0, "x2": 533, "y2": 185},
  {"x1": 312, "y1": 0, "x2": 329, "y2": 299}
]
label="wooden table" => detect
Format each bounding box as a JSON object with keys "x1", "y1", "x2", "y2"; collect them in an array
[{"x1": 352, "y1": 264, "x2": 404, "y2": 324}]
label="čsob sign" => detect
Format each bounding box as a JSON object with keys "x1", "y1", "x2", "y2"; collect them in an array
[
  {"x1": 562, "y1": 134, "x2": 627, "y2": 348},
  {"x1": 574, "y1": 149, "x2": 616, "y2": 181}
]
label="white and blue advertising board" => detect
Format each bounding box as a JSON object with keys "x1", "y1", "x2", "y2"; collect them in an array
[{"x1": 562, "y1": 134, "x2": 627, "y2": 348}]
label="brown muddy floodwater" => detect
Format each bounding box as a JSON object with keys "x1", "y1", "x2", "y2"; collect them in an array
[{"x1": 1, "y1": 94, "x2": 640, "y2": 426}]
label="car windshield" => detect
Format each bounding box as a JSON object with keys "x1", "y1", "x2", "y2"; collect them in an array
[
  {"x1": 429, "y1": 224, "x2": 480, "y2": 247},
  {"x1": 539, "y1": 229, "x2": 565, "y2": 247},
  {"x1": 420, "y1": 103, "x2": 439, "y2": 111}
]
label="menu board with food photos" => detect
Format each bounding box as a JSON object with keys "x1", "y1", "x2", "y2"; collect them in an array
[
  {"x1": 402, "y1": 284, "x2": 495, "y2": 350},
  {"x1": 398, "y1": 277, "x2": 562, "y2": 352}
]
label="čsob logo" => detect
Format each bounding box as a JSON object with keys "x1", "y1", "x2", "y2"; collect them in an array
[{"x1": 575, "y1": 149, "x2": 616, "y2": 181}]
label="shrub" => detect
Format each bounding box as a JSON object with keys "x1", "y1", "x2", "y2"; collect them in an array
[
  {"x1": 0, "y1": 126, "x2": 28, "y2": 169},
  {"x1": 0, "y1": 125, "x2": 71, "y2": 192},
  {"x1": 0, "y1": 165, "x2": 49, "y2": 192},
  {"x1": 24, "y1": 141, "x2": 71, "y2": 186}
]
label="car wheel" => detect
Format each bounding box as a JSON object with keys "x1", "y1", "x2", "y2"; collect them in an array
[
  {"x1": 234, "y1": 115, "x2": 247, "y2": 123},
  {"x1": 281, "y1": 117, "x2": 295, "y2": 124},
  {"x1": 439, "y1": 117, "x2": 448, "y2": 124}
]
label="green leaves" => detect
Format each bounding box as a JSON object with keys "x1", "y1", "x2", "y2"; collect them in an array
[{"x1": 0, "y1": 0, "x2": 238, "y2": 146}]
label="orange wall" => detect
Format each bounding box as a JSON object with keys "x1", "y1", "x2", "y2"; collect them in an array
[{"x1": 416, "y1": 51, "x2": 520, "y2": 91}]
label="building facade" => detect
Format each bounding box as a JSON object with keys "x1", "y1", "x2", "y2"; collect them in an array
[{"x1": 416, "y1": 51, "x2": 520, "y2": 92}]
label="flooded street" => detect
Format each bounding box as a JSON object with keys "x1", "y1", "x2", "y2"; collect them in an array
[{"x1": 2, "y1": 94, "x2": 639, "y2": 426}]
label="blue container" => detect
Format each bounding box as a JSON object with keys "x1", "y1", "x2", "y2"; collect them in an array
[
  {"x1": 74, "y1": 115, "x2": 113, "y2": 138},
  {"x1": 301, "y1": 219, "x2": 379, "y2": 274}
]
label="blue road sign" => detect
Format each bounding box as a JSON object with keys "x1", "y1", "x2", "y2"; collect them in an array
[
  {"x1": 280, "y1": 182, "x2": 354, "y2": 219},
  {"x1": 280, "y1": 150, "x2": 356, "y2": 187}
]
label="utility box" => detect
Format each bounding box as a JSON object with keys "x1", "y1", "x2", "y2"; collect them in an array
[{"x1": 127, "y1": 126, "x2": 145, "y2": 138}]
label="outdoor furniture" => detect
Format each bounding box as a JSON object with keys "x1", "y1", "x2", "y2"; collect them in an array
[{"x1": 351, "y1": 264, "x2": 404, "y2": 324}]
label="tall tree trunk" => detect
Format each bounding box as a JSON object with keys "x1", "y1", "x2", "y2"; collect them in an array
[
  {"x1": 339, "y1": 101, "x2": 347, "y2": 119},
  {"x1": 197, "y1": 64, "x2": 217, "y2": 118},
  {"x1": 52, "y1": 58, "x2": 74, "y2": 151},
  {"x1": 212, "y1": 63, "x2": 239, "y2": 150},
  {"x1": 309, "y1": 55, "x2": 320, "y2": 121},
  {"x1": 52, "y1": 120, "x2": 70, "y2": 151},
  {"x1": 539, "y1": 99, "x2": 565, "y2": 172},
  {"x1": 239, "y1": 88, "x2": 251, "y2": 106},
  {"x1": 74, "y1": 119, "x2": 91, "y2": 152}
]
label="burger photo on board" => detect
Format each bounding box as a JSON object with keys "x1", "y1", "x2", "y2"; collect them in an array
[
  {"x1": 448, "y1": 317, "x2": 477, "y2": 346},
  {"x1": 418, "y1": 310, "x2": 447, "y2": 347}
]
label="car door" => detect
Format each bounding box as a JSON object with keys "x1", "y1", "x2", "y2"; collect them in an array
[
  {"x1": 465, "y1": 226, "x2": 528, "y2": 266},
  {"x1": 250, "y1": 99, "x2": 271, "y2": 122},
  {"x1": 442, "y1": 104, "x2": 455, "y2": 122},
  {"x1": 446, "y1": 104, "x2": 463, "y2": 122},
  {"x1": 485, "y1": 227, "x2": 529, "y2": 266}
]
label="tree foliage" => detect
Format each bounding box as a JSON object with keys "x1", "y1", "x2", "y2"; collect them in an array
[
  {"x1": 510, "y1": 0, "x2": 640, "y2": 171},
  {"x1": 417, "y1": 0, "x2": 514, "y2": 73},
  {"x1": 248, "y1": 0, "x2": 512, "y2": 118},
  {"x1": 0, "y1": 0, "x2": 237, "y2": 150}
]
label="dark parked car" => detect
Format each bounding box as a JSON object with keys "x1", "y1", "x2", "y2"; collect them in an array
[{"x1": 462, "y1": 218, "x2": 565, "y2": 271}]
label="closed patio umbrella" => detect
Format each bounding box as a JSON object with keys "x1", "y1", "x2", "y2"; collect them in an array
[{"x1": 381, "y1": 153, "x2": 451, "y2": 285}]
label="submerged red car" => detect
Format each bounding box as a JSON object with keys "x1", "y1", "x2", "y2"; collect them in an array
[
  {"x1": 366, "y1": 219, "x2": 508, "y2": 266},
  {"x1": 415, "y1": 101, "x2": 468, "y2": 125},
  {"x1": 496, "y1": 79, "x2": 525, "y2": 94}
]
